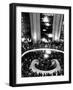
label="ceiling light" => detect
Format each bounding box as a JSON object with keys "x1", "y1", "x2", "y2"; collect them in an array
[
  {"x1": 42, "y1": 38, "x2": 48, "y2": 43},
  {"x1": 47, "y1": 34, "x2": 53, "y2": 38},
  {"x1": 45, "y1": 50, "x2": 51, "y2": 54},
  {"x1": 43, "y1": 29, "x2": 46, "y2": 31},
  {"x1": 45, "y1": 23, "x2": 51, "y2": 26},
  {"x1": 44, "y1": 54, "x2": 49, "y2": 59},
  {"x1": 42, "y1": 16, "x2": 49, "y2": 22}
]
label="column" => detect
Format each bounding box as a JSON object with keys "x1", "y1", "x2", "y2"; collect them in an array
[
  {"x1": 52, "y1": 14, "x2": 63, "y2": 41},
  {"x1": 30, "y1": 13, "x2": 41, "y2": 43}
]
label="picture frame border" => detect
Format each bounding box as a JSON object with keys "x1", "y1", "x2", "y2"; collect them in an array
[{"x1": 9, "y1": 3, "x2": 71, "y2": 87}]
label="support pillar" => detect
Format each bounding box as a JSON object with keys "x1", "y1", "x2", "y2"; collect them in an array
[
  {"x1": 30, "y1": 13, "x2": 41, "y2": 43},
  {"x1": 52, "y1": 14, "x2": 63, "y2": 41}
]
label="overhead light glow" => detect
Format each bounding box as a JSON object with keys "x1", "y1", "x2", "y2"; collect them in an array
[
  {"x1": 45, "y1": 23, "x2": 51, "y2": 26},
  {"x1": 43, "y1": 29, "x2": 46, "y2": 31},
  {"x1": 21, "y1": 38, "x2": 25, "y2": 42},
  {"x1": 42, "y1": 38, "x2": 48, "y2": 43},
  {"x1": 44, "y1": 54, "x2": 49, "y2": 59},
  {"x1": 47, "y1": 34, "x2": 53, "y2": 38},
  {"x1": 42, "y1": 16, "x2": 49, "y2": 22},
  {"x1": 45, "y1": 50, "x2": 51, "y2": 54}
]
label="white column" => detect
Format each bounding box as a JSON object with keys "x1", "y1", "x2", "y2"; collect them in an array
[
  {"x1": 53, "y1": 14, "x2": 63, "y2": 41},
  {"x1": 30, "y1": 13, "x2": 41, "y2": 43}
]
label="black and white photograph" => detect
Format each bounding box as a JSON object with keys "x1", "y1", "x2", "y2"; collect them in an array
[
  {"x1": 10, "y1": 3, "x2": 71, "y2": 87},
  {"x1": 21, "y1": 13, "x2": 64, "y2": 77}
]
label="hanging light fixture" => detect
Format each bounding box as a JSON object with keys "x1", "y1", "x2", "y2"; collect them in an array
[{"x1": 42, "y1": 16, "x2": 49, "y2": 22}]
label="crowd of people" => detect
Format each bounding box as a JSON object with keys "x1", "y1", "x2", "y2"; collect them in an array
[
  {"x1": 21, "y1": 37, "x2": 64, "y2": 54},
  {"x1": 22, "y1": 50, "x2": 64, "y2": 77},
  {"x1": 21, "y1": 34, "x2": 64, "y2": 77}
]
